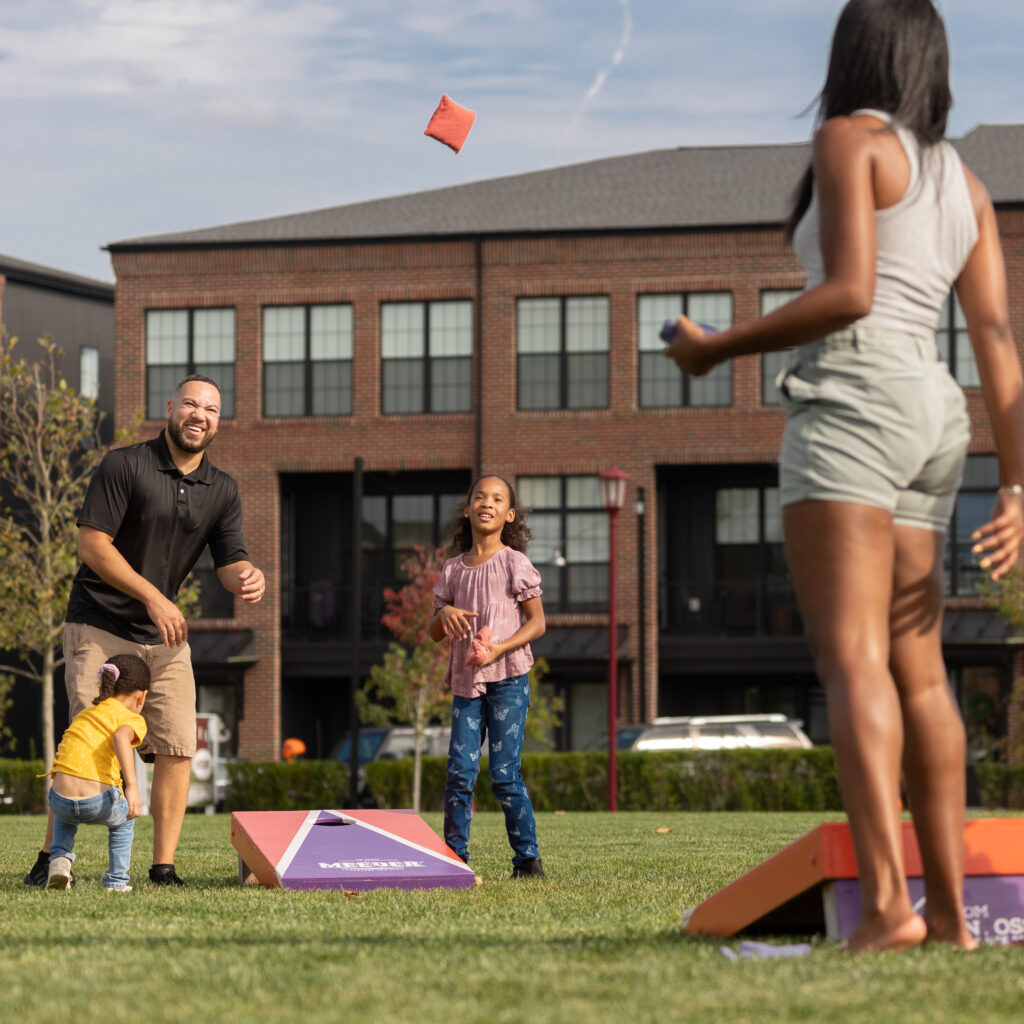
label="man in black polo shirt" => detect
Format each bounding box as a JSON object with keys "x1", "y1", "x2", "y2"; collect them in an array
[{"x1": 25, "y1": 375, "x2": 266, "y2": 889}]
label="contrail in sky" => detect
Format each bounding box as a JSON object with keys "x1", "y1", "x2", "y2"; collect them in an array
[{"x1": 568, "y1": 0, "x2": 633, "y2": 138}]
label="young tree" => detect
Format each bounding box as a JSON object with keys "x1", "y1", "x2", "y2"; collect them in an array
[
  {"x1": 359, "y1": 547, "x2": 450, "y2": 812},
  {"x1": 978, "y1": 568, "x2": 1024, "y2": 762},
  {"x1": 0, "y1": 334, "x2": 107, "y2": 780}
]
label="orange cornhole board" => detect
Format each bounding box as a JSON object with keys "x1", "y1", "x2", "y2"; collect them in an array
[
  {"x1": 683, "y1": 818, "x2": 1024, "y2": 946},
  {"x1": 231, "y1": 809, "x2": 477, "y2": 891}
]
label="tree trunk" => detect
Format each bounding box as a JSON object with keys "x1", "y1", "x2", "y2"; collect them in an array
[{"x1": 42, "y1": 643, "x2": 55, "y2": 800}]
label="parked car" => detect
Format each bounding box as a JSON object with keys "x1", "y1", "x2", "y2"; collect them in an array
[
  {"x1": 632, "y1": 714, "x2": 813, "y2": 752},
  {"x1": 330, "y1": 725, "x2": 456, "y2": 805}
]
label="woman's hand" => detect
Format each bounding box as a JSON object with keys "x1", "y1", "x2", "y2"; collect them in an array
[
  {"x1": 662, "y1": 316, "x2": 720, "y2": 377},
  {"x1": 971, "y1": 492, "x2": 1024, "y2": 580}
]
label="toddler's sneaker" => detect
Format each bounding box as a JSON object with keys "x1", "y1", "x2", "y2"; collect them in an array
[
  {"x1": 511, "y1": 857, "x2": 545, "y2": 879},
  {"x1": 47, "y1": 856, "x2": 73, "y2": 890},
  {"x1": 104, "y1": 885, "x2": 133, "y2": 893}
]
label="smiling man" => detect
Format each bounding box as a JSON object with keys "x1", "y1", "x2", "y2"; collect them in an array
[{"x1": 24, "y1": 375, "x2": 266, "y2": 890}]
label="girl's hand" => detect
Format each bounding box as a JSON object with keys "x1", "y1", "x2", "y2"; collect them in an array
[
  {"x1": 434, "y1": 605, "x2": 478, "y2": 641},
  {"x1": 124, "y1": 783, "x2": 141, "y2": 820},
  {"x1": 475, "y1": 640, "x2": 504, "y2": 668},
  {"x1": 971, "y1": 491, "x2": 1024, "y2": 580},
  {"x1": 662, "y1": 316, "x2": 719, "y2": 377}
]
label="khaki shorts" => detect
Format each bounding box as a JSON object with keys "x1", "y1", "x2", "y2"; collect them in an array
[
  {"x1": 777, "y1": 327, "x2": 971, "y2": 531},
  {"x1": 63, "y1": 622, "x2": 197, "y2": 759}
]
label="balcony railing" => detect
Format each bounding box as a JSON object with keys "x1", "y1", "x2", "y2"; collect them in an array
[
  {"x1": 661, "y1": 578, "x2": 803, "y2": 637},
  {"x1": 282, "y1": 580, "x2": 395, "y2": 642}
]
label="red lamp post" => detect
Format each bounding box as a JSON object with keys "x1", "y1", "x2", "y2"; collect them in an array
[{"x1": 599, "y1": 464, "x2": 628, "y2": 812}]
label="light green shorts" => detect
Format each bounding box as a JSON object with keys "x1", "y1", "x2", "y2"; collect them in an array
[{"x1": 777, "y1": 327, "x2": 971, "y2": 531}]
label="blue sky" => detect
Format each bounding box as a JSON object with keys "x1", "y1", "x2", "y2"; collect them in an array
[{"x1": 1, "y1": 0, "x2": 1022, "y2": 283}]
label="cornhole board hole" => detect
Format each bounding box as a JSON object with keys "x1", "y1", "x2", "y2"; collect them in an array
[
  {"x1": 231, "y1": 808, "x2": 477, "y2": 891},
  {"x1": 683, "y1": 818, "x2": 1024, "y2": 946}
]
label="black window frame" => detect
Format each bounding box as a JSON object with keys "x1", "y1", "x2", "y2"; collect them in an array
[
  {"x1": 946, "y1": 455, "x2": 998, "y2": 596},
  {"x1": 262, "y1": 303, "x2": 354, "y2": 418},
  {"x1": 380, "y1": 300, "x2": 473, "y2": 415},
  {"x1": 145, "y1": 307, "x2": 236, "y2": 420},
  {"x1": 516, "y1": 295, "x2": 610, "y2": 411},
  {"x1": 637, "y1": 292, "x2": 733, "y2": 408}
]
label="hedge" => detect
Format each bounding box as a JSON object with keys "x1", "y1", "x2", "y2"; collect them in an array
[
  {"x1": 365, "y1": 747, "x2": 842, "y2": 813},
  {"x1": 224, "y1": 759, "x2": 350, "y2": 812},
  {"x1": 0, "y1": 759, "x2": 47, "y2": 814},
  {"x1": 974, "y1": 761, "x2": 1024, "y2": 810}
]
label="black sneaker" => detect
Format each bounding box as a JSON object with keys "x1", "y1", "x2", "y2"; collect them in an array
[
  {"x1": 25, "y1": 851, "x2": 76, "y2": 889},
  {"x1": 149, "y1": 864, "x2": 186, "y2": 887},
  {"x1": 23, "y1": 850, "x2": 49, "y2": 888},
  {"x1": 511, "y1": 857, "x2": 545, "y2": 879}
]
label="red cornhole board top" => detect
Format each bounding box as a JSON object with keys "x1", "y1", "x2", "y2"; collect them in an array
[
  {"x1": 683, "y1": 818, "x2": 1024, "y2": 945},
  {"x1": 231, "y1": 809, "x2": 477, "y2": 891}
]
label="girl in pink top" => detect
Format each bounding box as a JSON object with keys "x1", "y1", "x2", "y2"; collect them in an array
[{"x1": 430, "y1": 475, "x2": 546, "y2": 877}]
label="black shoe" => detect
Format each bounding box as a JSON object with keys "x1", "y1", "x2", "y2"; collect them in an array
[
  {"x1": 511, "y1": 857, "x2": 545, "y2": 879},
  {"x1": 24, "y1": 850, "x2": 49, "y2": 888},
  {"x1": 24, "y1": 851, "x2": 75, "y2": 889},
  {"x1": 149, "y1": 864, "x2": 186, "y2": 887}
]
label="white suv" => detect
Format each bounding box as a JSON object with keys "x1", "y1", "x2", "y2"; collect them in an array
[{"x1": 632, "y1": 714, "x2": 812, "y2": 752}]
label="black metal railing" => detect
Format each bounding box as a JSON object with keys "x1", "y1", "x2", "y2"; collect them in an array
[{"x1": 661, "y1": 577, "x2": 803, "y2": 637}]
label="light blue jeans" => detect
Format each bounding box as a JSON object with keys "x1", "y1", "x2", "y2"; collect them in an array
[
  {"x1": 49, "y1": 787, "x2": 135, "y2": 889},
  {"x1": 444, "y1": 674, "x2": 540, "y2": 866}
]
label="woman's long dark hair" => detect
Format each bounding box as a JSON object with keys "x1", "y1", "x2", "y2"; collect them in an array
[
  {"x1": 786, "y1": 0, "x2": 952, "y2": 238},
  {"x1": 446, "y1": 475, "x2": 533, "y2": 556}
]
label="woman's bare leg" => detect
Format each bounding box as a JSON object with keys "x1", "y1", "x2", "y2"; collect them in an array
[
  {"x1": 889, "y1": 523, "x2": 976, "y2": 948},
  {"x1": 784, "y1": 500, "x2": 926, "y2": 952}
]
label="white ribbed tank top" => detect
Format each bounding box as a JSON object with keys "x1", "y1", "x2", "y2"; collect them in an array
[{"x1": 792, "y1": 109, "x2": 978, "y2": 339}]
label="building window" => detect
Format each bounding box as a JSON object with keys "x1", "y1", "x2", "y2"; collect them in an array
[
  {"x1": 760, "y1": 289, "x2": 802, "y2": 405},
  {"x1": 937, "y1": 292, "x2": 979, "y2": 387},
  {"x1": 637, "y1": 292, "x2": 732, "y2": 407},
  {"x1": 146, "y1": 308, "x2": 235, "y2": 419},
  {"x1": 263, "y1": 305, "x2": 353, "y2": 417},
  {"x1": 79, "y1": 346, "x2": 99, "y2": 401},
  {"x1": 946, "y1": 455, "x2": 997, "y2": 595},
  {"x1": 517, "y1": 296, "x2": 609, "y2": 411},
  {"x1": 518, "y1": 475, "x2": 608, "y2": 612},
  {"x1": 380, "y1": 301, "x2": 472, "y2": 414}
]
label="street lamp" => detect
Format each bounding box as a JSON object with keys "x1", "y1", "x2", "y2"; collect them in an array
[{"x1": 599, "y1": 463, "x2": 628, "y2": 812}]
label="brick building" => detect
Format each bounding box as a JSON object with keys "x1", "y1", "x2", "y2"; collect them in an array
[{"x1": 106, "y1": 125, "x2": 1024, "y2": 762}]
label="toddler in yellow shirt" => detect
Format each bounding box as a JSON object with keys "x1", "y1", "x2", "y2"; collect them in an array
[{"x1": 45, "y1": 654, "x2": 150, "y2": 891}]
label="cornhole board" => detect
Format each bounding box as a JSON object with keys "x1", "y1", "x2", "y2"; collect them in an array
[
  {"x1": 683, "y1": 818, "x2": 1024, "y2": 946},
  {"x1": 231, "y1": 808, "x2": 477, "y2": 891}
]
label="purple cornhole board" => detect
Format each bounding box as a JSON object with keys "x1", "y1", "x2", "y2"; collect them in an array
[
  {"x1": 825, "y1": 875, "x2": 1024, "y2": 946},
  {"x1": 233, "y1": 808, "x2": 477, "y2": 891}
]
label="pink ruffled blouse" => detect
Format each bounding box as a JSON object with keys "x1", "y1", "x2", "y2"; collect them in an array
[{"x1": 432, "y1": 546, "x2": 543, "y2": 697}]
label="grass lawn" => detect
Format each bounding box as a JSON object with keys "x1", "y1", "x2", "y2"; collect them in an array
[{"x1": 3, "y1": 810, "x2": 1022, "y2": 1023}]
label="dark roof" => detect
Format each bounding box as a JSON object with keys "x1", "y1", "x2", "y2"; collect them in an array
[
  {"x1": 188, "y1": 629, "x2": 258, "y2": 666},
  {"x1": 108, "y1": 124, "x2": 1024, "y2": 254},
  {"x1": 0, "y1": 253, "x2": 114, "y2": 301}
]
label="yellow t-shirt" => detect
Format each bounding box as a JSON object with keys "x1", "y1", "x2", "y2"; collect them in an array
[{"x1": 50, "y1": 698, "x2": 147, "y2": 788}]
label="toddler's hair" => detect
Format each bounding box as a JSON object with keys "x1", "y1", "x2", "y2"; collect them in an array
[
  {"x1": 447, "y1": 474, "x2": 533, "y2": 555},
  {"x1": 92, "y1": 654, "x2": 151, "y2": 704}
]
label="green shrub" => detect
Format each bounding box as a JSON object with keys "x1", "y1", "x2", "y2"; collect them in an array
[
  {"x1": 975, "y1": 761, "x2": 1024, "y2": 810},
  {"x1": 0, "y1": 759, "x2": 46, "y2": 814},
  {"x1": 224, "y1": 760, "x2": 350, "y2": 812},
  {"x1": 364, "y1": 748, "x2": 841, "y2": 813}
]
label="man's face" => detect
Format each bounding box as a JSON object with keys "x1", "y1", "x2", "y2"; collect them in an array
[{"x1": 165, "y1": 381, "x2": 221, "y2": 455}]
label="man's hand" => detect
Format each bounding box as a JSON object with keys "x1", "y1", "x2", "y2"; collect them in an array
[
  {"x1": 146, "y1": 593, "x2": 189, "y2": 647},
  {"x1": 238, "y1": 566, "x2": 267, "y2": 604}
]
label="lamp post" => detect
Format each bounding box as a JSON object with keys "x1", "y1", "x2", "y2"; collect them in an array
[{"x1": 599, "y1": 464, "x2": 628, "y2": 812}]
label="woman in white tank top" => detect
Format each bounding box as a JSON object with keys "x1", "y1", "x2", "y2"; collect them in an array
[{"x1": 666, "y1": 0, "x2": 1024, "y2": 952}]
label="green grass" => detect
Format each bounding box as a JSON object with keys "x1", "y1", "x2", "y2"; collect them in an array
[{"x1": 3, "y1": 811, "x2": 1023, "y2": 1023}]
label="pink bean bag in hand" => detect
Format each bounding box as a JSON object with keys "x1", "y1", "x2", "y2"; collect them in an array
[{"x1": 464, "y1": 624, "x2": 492, "y2": 667}]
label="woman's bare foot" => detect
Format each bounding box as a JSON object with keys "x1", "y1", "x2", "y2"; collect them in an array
[
  {"x1": 844, "y1": 912, "x2": 928, "y2": 953},
  {"x1": 925, "y1": 920, "x2": 979, "y2": 950}
]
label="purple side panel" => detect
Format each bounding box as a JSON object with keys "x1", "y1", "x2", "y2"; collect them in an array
[
  {"x1": 830, "y1": 876, "x2": 1024, "y2": 945},
  {"x1": 280, "y1": 821, "x2": 475, "y2": 891}
]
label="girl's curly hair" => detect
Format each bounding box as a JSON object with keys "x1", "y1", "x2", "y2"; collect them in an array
[
  {"x1": 92, "y1": 653, "x2": 151, "y2": 705},
  {"x1": 446, "y1": 474, "x2": 532, "y2": 556}
]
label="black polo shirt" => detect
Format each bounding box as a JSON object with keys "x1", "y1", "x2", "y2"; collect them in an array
[{"x1": 65, "y1": 432, "x2": 249, "y2": 643}]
